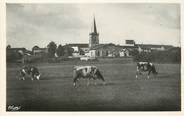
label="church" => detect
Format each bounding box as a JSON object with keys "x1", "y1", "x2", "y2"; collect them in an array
[{"x1": 68, "y1": 17, "x2": 130, "y2": 58}]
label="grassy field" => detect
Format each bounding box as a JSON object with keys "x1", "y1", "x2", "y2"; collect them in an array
[{"x1": 6, "y1": 61, "x2": 181, "y2": 111}]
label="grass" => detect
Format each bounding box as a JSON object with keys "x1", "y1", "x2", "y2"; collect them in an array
[{"x1": 6, "y1": 61, "x2": 181, "y2": 111}]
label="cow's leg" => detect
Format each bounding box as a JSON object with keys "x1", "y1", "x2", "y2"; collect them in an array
[
  {"x1": 20, "y1": 71, "x2": 25, "y2": 80},
  {"x1": 31, "y1": 73, "x2": 34, "y2": 81},
  {"x1": 87, "y1": 78, "x2": 90, "y2": 86},
  {"x1": 21, "y1": 75, "x2": 25, "y2": 80},
  {"x1": 136, "y1": 66, "x2": 139, "y2": 78},
  {"x1": 90, "y1": 77, "x2": 96, "y2": 85},
  {"x1": 73, "y1": 77, "x2": 77, "y2": 86},
  {"x1": 19, "y1": 75, "x2": 23, "y2": 80},
  {"x1": 94, "y1": 78, "x2": 97, "y2": 85},
  {"x1": 147, "y1": 70, "x2": 151, "y2": 79},
  {"x1": 73, "y1": 83, "x2": 76, "y2": 87},
  {"x1": 136, "y1": 71, "x2": 139, "y2": 78},
  {"x1": 136, "y1": 70, "x2": 142, "y2": 78},
  {"x1": 20, "y1": 75, "x2": 25, "y2": 80},
  {"x1": 73, "y1": 75, "x2": 80, "y2": 87}
]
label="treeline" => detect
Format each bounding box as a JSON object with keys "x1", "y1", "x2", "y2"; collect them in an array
[
  {"x1": 45, "y1": 41, "x2": 74, "y2": 58},
  {"x1": 42, "y1": 41, "x2": 84, "y2": 58},
  {"x1": 132, "y1": 47, "x2": 181, "y2": 63}
]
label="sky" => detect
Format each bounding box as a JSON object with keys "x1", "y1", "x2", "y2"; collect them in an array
[{"x1": 6, "y1": 3, "x2": 180, "y2": 50}]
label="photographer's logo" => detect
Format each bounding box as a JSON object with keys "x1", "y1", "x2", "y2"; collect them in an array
[{"x1": 8, "y1": 105, "x2": 21, "y2": 111}]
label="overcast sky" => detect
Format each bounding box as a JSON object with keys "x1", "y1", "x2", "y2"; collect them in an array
[{"x1": 7, "y1": 3, "x2": 180, "y2": 50}]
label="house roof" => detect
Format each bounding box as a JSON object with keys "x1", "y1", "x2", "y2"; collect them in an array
[
  {"x1": 90, "y1": 44, "x2": 106, "y2": 50},
  {"x1": 7, "y1": 47, "x2": 32, "y2": 54},
  {"x1": 7, "y1": 47, "x2": 26, "y2": 51},
  {"x1": 136, "y1": 44, "x2": 173, "y2": 49},
  {"x1": 120, "y1": 45, "x2": 138, "y2": 48},
  {"x1": 67, "y1": 43, "x2": 89, "y2": 48},
  {"x1": 166, "y1": 47, "x2": 181, "y2": 52},
  {"x1": 91, "y1": 43, "x2": 127, "y2": 51},
  {"x1": 33, "y1": 48, "x2": 47, "y2": 50}
]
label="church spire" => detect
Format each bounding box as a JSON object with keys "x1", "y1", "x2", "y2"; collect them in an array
[
  {"x1": 93, "y1": 17, "x2": 97, "y2": 33},
  {"x1": 89, "y1": 16, "x2": 99, "y2": 48}
]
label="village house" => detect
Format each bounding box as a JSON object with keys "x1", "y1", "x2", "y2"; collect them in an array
[
  {"x1": 67, "y1": 43, "x2": 89, "y2": 57},
  {"x1": 88, "y1": 43, "x2": 129, "y2": 57},
  {"x1": 6, "y1": 47, "x2": 32, "y2": 63},
  {"x1": 32, "y1": 46, "x2": 48, "y2": 57},
  {"x1": 136, "y1": 44, "x2": 173, "y2": 53},
  {"x1": 7, "y1": 47, "x2": 27, "y2": 55}
]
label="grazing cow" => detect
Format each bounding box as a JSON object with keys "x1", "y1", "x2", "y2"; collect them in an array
[
  {"x1": 19, "y1": 65, "x2": 41, "y2": 80},
  {"x1": 73, "y1": 66, "x2": 105, "y2": 87},
  {"x1": 136, "y1": 62, "x2": 158, "y2": 79}
]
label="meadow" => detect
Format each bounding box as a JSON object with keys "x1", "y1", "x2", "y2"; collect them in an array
[{"x1": 6, "y1": 60, "x2": 181, "y2": 111}]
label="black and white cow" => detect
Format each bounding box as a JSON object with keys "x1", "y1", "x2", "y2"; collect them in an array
[
  {"x1": 136, "y1": 62, "x2": 158, "y2": 79},
  {"x1": 73, "y1": 66, "x2": 105, "y2": 87},
  {"x1": 19, "y1": 65, "x2": 41, "y2": 80}
]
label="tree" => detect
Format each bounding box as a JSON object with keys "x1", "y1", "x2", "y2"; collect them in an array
[
  {"x1": 6, "y1": 45, "x2": 11, "y2": 49},
  {"x1": 68, "y1": 47, "x2": 74, "y2": 56},
  {"x1": 47, "y1": 41, "x2": 57, "y2": 58},
  {"x1": 56, "y1": 44, "x2": 64, "y2": 57},
  {"x1": 63, "y1": 45, "x2": 74, "y2": 57},
  {"x1": 79, "y1": 48, "x2": 85, "y2": 55}
]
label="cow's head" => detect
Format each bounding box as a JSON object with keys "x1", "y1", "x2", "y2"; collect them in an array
[
  {"x1": 95, "y1": 69, "x2": 105, "y2": 82},
  {"x1": 36, "y1": 74, "x2": 41, "y2": 80},
  {"x1": 152, "y1": 65, "x2": 158, "y2": 75},
  {"x1": 34, "y1": 72, "x2": 41, "y2": 80}
]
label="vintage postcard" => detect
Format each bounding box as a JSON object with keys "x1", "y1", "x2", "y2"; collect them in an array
[{"x1": 1, "y1": 0, "x2": 183, "y2": 115}]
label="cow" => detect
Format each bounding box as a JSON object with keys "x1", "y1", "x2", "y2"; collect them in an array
[
  {"x1": 19, "y1": 65, "x2": 41, "y2": 80},
  {"x1": 136, "y1": 62, "x2": 158, "y2": 79},
  {"x1": 73, "y1": 65, "x2": 105, "y2": 87}
]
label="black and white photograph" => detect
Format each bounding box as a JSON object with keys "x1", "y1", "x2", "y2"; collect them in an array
[{"x1": 5, "y1": 3, "x2": 181, "y2": 111}]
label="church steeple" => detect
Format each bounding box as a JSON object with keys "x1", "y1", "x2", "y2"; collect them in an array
[
  {"x1": 89, "y1": 16, "x2": 99, "y2": 49},
  {"x1": 93, "y1": 17, "x2": 97, "y2": 34}
]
